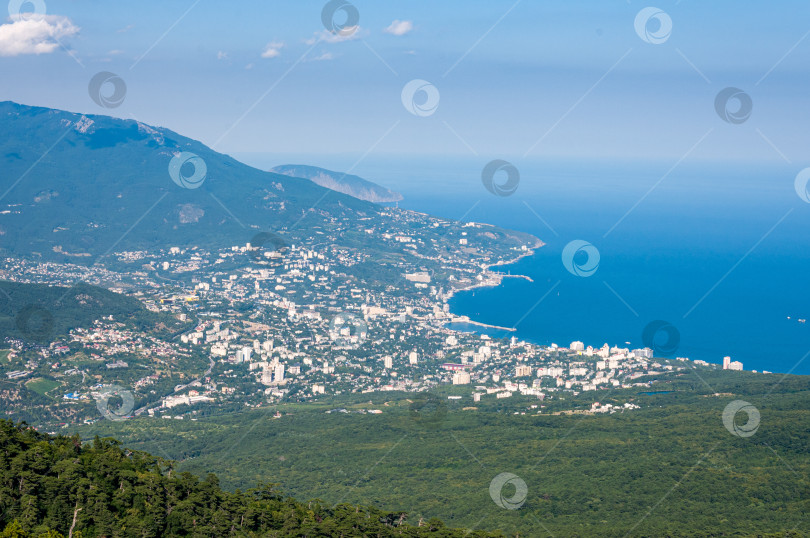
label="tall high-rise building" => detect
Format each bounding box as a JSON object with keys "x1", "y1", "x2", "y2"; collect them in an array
[
  {"x1": 723, "y1": 356, "x2": 731, "y2": 369},
  {"x1": 236, "y1": 347, "x2": 252, "y2": 363},
  {"x1": 452, "y1": 371, "x2": 471, "y2": 385},
  {"x1": 274, "y1": 363, "x2": 285, "y2": 383}
]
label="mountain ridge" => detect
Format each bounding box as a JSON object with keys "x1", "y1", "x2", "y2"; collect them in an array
[
  {"x1": 0, "y1": 101, "x2": 391, "y2": 261},
  {"x1": 0, "y1": 101, "x2": 536, "y2": 268},
  {"x1": 270, "y1": 163, "x2": 403, "y2": 203}
]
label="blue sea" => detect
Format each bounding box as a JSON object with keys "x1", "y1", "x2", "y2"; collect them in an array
[{"x1": 238, "y1": 153, "x2": 810, "y2": 375}]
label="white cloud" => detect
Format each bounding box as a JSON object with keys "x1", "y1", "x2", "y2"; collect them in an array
[
  {"x1": 384, "y1": 20, "x2": 413, "y2": 36},
  {"x1": 261, "y1": 41, "x2": 284, "y2": 59},
  {"x1": 305, "y1": 28, "x2": 363, "y2": 45},
  {"x1": 0, "y1": 15, "x2": 79, "y2": 57},
  {"x1": 217, "y1": 50, "x2": 228, "y2": 60},
  {"x1": 306, "y1": 51, "x2": 334, "y2": 62}
]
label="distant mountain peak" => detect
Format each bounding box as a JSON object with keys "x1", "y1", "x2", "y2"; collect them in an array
[
  {"x1": 270, "y1": 164, "x2": 403, "y2": 203},
  {"x1": 0, "y1": 100, "x2": 376, "y2": 260}
]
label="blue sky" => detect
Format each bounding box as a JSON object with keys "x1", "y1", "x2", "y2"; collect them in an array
[{"x1": 1, "y1": 1, "x2": 809, "y2": 163}]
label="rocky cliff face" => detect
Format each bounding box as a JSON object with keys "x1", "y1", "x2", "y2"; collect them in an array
[{"x1": 271, "y1": 164, "x2": 403, "y2": 203}]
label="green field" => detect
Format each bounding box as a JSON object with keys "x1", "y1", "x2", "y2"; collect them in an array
[
  {"x1": 80, "y1": 370, "x2": 810, "y2": 537},
  {"x1": 25, "y1": 377, "x2": 61, "y2": 397}
]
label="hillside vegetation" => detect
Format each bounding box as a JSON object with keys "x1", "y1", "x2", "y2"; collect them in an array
[
  {"x1": 0, "y1": 280, "x2": 184, "y2": 345},
  {"x1": 81, "y1": 371, "x2": 810, "y2": 537},
  {"x1": 0, "y1": 420, "x2": 499, "y2": 537}
]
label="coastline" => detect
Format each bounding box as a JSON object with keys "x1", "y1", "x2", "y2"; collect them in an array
[
  {"x1": 439, "y1": 239, "x2": 762, "y2": 374},
  {"x1": 446, "y1": 318, "x2": 517, "y2": 332},
  {"x1": 443, "y1": 238, "x2": 543, "y2": 333},
  {"x1": 444, "y1": 238, "x2": 543, "y2": 301}
]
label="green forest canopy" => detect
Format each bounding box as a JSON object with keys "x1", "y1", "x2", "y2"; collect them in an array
[{"x1": 0, "y1": 420, "x2": 499, "y2": 537}]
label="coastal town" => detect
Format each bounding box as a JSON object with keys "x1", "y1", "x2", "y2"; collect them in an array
[{"x1": 0, "y1": 207, "x2": 744, "y2": 429}]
